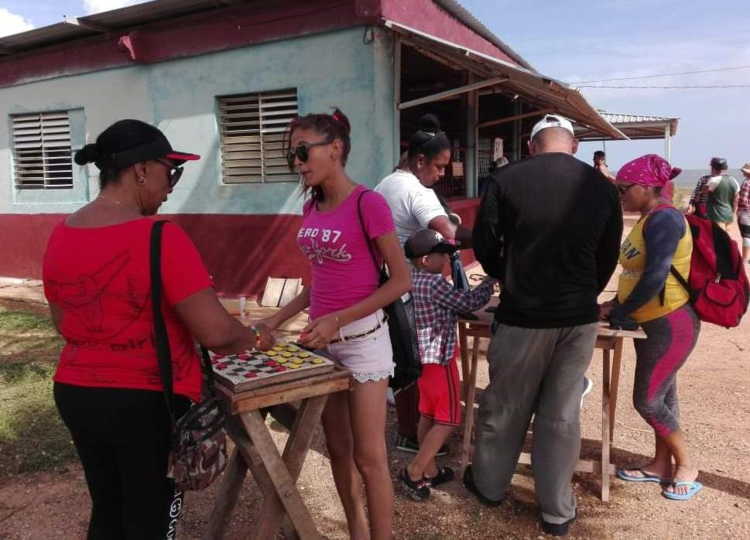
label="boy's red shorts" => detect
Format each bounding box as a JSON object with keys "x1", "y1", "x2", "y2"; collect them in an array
[{"x1": 417, "y1": 349, "x2": 461, "y2": 427}]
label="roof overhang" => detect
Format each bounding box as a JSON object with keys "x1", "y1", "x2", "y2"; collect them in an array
[{"x1": 385, "y1": 20, "x2": 627, "y2": 140}]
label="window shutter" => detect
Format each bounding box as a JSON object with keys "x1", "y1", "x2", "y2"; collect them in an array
[
  {"x1": 218, "y1": 89, "x2": 298, "y2": 184},
  {"x1": 12, "y1": 111, "x2": 73, "y2": 189}
]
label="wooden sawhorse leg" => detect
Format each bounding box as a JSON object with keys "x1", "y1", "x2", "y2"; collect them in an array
[
  {"x1": 601, "y1": 347, "x2": 611, "y2": 502},
  {"x1": 460, "y1": 332, "x2": 481, "y2": 475},
  {"x1": 206, "y1": 396, "x2": 328, "y2": 540},
  {"x1": 608, "y1": 338, "x2": 623, "y2": 442}
]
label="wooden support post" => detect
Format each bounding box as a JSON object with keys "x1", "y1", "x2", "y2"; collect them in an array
[
  {"x1": 398, "y1": 77, "x2": 508, "y2": 110},
  {"x1": 393, "y1": 34, "x2": 401, "y2": 164},
  {"x1": 476, "y1": 108, "x2": 552, "y2": 130},
  {"x1": 601, "y1": 348, "x2": 611, "y2": 502}
]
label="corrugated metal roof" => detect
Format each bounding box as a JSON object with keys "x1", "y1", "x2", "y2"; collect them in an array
[
  {"x1": 599, "y1": 111, "x2": 678, "y2": 124},
  {"x1": 433, "y1": 0, "x2": 534, "y2": 72},
  {"x1": 77, "y1": 0, "x2": 220, "y2": 30},
  {"x1": 574, "y1": 110, "x2": 679, "y2": 140},
  {"x1": 0, "y1": 0, "x2": 224, "y2": 54},
  {"x1": 0, "y1": 21, "x2": 98, "y2": 53}
]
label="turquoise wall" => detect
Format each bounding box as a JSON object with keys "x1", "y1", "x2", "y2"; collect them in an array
[{"x1": 0, "y1": 27, "x2": 397, "y2": 216}]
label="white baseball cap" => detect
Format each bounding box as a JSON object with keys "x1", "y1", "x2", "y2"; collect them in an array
[{"x1": 530, "y1": 114, "x2": 575, "y2": 140}]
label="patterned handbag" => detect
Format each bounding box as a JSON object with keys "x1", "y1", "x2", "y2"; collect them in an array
[{"x1": 150, "y1": 220, "x2": 228, "y2": 491}]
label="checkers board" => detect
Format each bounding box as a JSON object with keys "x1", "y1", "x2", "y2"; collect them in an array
[{"x1": 210, "y1": 343, "x2": 335, "y2": 392}]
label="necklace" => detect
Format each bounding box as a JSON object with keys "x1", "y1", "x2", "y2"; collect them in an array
[{"x1": 97, "y1": 194, "x2": 123, "y2": 206}]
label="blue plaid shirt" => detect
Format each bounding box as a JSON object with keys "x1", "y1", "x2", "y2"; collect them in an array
[{"x1": 411, "y1": 267, "x2": 495, "y2": 365}]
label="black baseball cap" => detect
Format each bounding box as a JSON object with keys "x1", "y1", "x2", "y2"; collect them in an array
[
  {"x1": 74, "y1": 119, "x2": 200, "y2": 170},
  {"x1": 404, "y1": 229, "x2": 458, "y2": 258}
]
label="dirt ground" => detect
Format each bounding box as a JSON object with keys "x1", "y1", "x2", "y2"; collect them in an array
[{"x1": 0, "y1": 221, "x2": 748, "y2": 539}]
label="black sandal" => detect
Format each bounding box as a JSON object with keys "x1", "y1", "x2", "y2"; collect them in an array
[
  {"x1": 424, "y1": 466, "x2": 455, "y2": 487},
  {"x1": 400, "y1": 468, "x2": 430, "y2": 501}
]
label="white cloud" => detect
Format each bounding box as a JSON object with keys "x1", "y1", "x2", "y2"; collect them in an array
[
  {"x1": 83, "y1": 0, "x2": 149, "y2": 15},
  {"x1": 0, "y1": 8, "x2": 34, "y2": 38}
]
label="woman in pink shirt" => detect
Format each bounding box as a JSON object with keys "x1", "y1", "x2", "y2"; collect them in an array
[{"x1": 261, "y1": 109, "x2": 410, "y2": 539}]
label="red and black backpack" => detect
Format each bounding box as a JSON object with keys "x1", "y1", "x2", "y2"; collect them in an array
[{"x1": 670, "y1": 214, "x2": 749, "y2": 328}]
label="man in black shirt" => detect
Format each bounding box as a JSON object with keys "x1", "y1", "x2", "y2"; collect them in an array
[{"x1": 465, "y1": 115, "x2": 622, "y2": 536}]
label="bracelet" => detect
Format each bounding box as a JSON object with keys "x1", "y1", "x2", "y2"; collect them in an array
[{"x1": 249, "y1": 326, "x2": 261, "y2": 346}]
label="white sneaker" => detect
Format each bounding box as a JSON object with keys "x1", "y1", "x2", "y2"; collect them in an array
[{"x1": 580, "y1": 376, "x2": 593, "y2": 409}]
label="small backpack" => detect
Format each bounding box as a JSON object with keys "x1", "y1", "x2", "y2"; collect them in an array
[{"x1": 670, "y1": 214, "x2": 749, "y2": 328}]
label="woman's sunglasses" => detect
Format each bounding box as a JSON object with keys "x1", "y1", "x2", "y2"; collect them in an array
[
  {"x1": 156, "y1": 159, "x2": 183, "y2": 188},
  {"x1": 617, "y1": 183, "x2": 636, "y2": 196},
  {"x1": 286, "y1": 140, "x2": 332, "y2": 168}
]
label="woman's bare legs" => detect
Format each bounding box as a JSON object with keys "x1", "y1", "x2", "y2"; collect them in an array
[
  {"x1": 349, "y1": 378, "x2": 393, "y2": 540},
  {"x1": 322, "y1": 378, "x2": 393, "y2": 540},
  {"x1": 322, "y1": 391, "x2": 368, "y2": 540}
]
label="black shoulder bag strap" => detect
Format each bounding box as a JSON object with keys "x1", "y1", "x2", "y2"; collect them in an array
[
  {"x1": 150, "y1": 221, "x2": 214, "y2": 437},
  {"x1": 355, "y1": 189, "x2": 388, "y2": 283}
]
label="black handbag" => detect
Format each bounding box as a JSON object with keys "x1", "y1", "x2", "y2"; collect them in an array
[
  {"x1": 355, "y1": 191, "x2": 421, "y2": 391},
  {"x1": 150, "y1": 221, "x2": 228, "y2": 492}
]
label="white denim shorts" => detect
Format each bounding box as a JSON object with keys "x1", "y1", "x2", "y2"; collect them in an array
[{"x1": 323, "y1": 309, "x2": 394, "y2": 384}]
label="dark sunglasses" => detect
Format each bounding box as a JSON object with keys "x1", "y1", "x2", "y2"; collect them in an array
[
  {"x1": 156, "y1": 159, "x2": 183, "y2": 188},
  {"x1": 286, "y1": 139, "x2": 332, "y2": 168},
  {"x1": 617, "y1": 183, "x2": 636, "y2": 196}
]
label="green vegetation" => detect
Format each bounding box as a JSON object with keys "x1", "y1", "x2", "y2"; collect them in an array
[{"x1": 0, "y1": 303, "x2": 75, "y2": 477}]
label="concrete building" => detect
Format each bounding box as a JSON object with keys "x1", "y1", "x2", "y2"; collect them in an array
[{"x1": 0, "y1": 0, "x2": 624, "y2": 295}]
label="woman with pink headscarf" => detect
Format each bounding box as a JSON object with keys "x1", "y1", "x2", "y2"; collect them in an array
[{"x1": 599, "y1": 154, "x2": 703, "y2": 501}]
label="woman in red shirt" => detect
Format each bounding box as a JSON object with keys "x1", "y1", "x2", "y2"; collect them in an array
[{"x1": 43, "y1": 119, "x2": 271, "y2": 539}]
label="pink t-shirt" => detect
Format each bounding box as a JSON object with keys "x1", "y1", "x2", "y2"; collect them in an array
[{"x1": 298, "y1": 185, "x2": 395, "y2": 320}]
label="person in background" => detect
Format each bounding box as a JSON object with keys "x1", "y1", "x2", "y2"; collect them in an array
[
  {"x1": 261, "y1": 109, "x2": 410, "y2": 540},
  {"x1": 375, "y1": 114, "x2": 472, "y2": 454},
  {"x1": 43, "y1": 119, "x2": 273, "y2": 539},
  {"x1": 593, "y1": 150, "x2": 616, "y2": 181},
  {"x1": 398, "y1": 229, "x2": 496, "y2": 501},
  {"x1": 689, "y1": 157, "x2": 739, "y2": 229},
  {"x1": 738, "y1": 162, "x2": 750, "y2": 264},
  {"x1": 601, "y1": 154, "x2": 702, "y2": 502},
  {"x1": 469, "y1": 114, "x2": 622, "y2": 536}
]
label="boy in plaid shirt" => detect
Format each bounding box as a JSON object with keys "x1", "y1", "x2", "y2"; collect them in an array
[{"x1": 399, "y1": 229, "x2": 496, "y2": 501}]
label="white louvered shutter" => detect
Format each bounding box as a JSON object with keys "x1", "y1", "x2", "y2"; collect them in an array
[
  {"x1": 12, "y1": 111, "x2": 73, "y2": 189},
  {"x1": 218, "y1": 89, "x2": 299, "y2": 184}
]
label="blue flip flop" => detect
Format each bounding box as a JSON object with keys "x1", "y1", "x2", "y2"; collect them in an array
[
  {"x1": 617, "y1": 468, "x2": 668, "y2": 483},
  {"x1": 662, "y1": 481, "x2": 703, "y2": 501}
]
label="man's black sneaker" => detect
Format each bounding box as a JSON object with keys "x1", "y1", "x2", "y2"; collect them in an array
[
  {"x1": 399, "y1": 468, "x2": 430, "y2": 501},
  {"x1": 541, "y1": 513, "x2": 576, "y2": 537},
  {"x1": 395, "y1": 435, "x2": 448, "y2": 456},
  {"x1": 462, "y1": 465, "x2": 502, "y2": 507}
]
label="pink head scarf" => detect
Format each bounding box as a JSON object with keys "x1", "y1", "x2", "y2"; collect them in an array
[{"x1": 616, "y1": 154, "x2": 681, "y2": 202}]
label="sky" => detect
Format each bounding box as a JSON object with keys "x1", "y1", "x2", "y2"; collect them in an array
[{"x1": 1, "y1": 0, "x2": 748, "y2": 170}]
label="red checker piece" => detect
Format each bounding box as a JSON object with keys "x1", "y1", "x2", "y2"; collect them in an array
[
  {"x1": 274, "y1": 366, "x2": 287, "y2": 372},
  {"x1": 238, "y1": 353, "x2": 251, "y2": 360},
  {"x1": 217, "y1": 362, "x2": 230, "y2": 370},
  {"x1": 243, "y1": 372, "x2": 258, "y2": 378}
]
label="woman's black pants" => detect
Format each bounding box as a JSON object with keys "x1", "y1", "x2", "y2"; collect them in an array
[{"x1": 54, "y1": 383, "x2": 189, "y2": 540}]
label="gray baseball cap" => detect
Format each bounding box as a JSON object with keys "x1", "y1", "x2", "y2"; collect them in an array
[{"x1": 404, "y1": 229, "x2": 457, "y2": 258}]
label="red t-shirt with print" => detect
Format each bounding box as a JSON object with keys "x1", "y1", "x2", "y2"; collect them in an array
[{"x1": 43, "y1": 218, "x2": 212, "y2": 402}]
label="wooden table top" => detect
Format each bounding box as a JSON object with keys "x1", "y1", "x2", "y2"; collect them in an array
[
  {"x1": 216, "y1": 366, "x2": 352, "y2": 415},
  {"x1": 459, "y1": 297, "x2": 646, "y2": 340}
]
